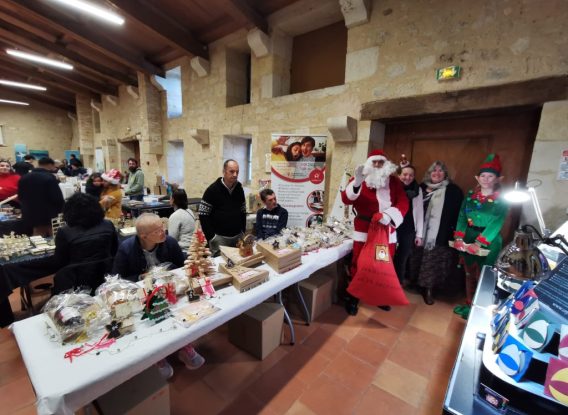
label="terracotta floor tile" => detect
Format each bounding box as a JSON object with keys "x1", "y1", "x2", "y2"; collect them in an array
[
  {"x1": 373, "y1": 360, "x2": 428, "y2": 408},
  {"x1": 318, "y1": 305, "x2": 361, "y2": 342},
  {"x1": 371, "y1": 303, "x2": 417, "y2": 330},
  {"x1": 354, "y1": 384, "x2": 416, "y2": 415},
  {"x1": 357, "y1": 317, "x2": 401, "y2": 348},
  {"x1": 388, "y1": 326, "x2": 444, "y2": 378},
  {"x1": 293, "y1": 350, "x2": 330, "y2": 386},
  {"x1": 345, "y1": 334, "x2": 390, "y2": 368},
  {"x1": 409, "y1": 302, "x2": 455, "y2": 337},
  {"x1": 323, "y1": 350, "x2": 377, "y2": 392},
  {"x1": 202, "y1": 354, "x2": 262, "y2": 401},
  {"x1": 170, "y1": 380, "x2": 226, "y2": 415},
  {"x1": 300, "y1": 374, "x2": 364, "y2": 415},
  {"x1": 300, "y1": 328, "x2": 347, "y2": 360},
  {"x1": 404, "y1": 290, "x2": 423, "y2": 305},
  {"x1": 284, "y1": 400, "x2": 317, "y2": 415},
  {"x1": 8, "y1": 404, "x2": 37, "y2": 415},
  {"x1": 255, "y1": 377, "x2": 306, "y2": 415},
  {"x1": 0, "y1": 376, "x2": 36, "y2": 412},
  {"x1": 217, "y1": 391, "x2": 267, "y2": 415},
  {"x1": 418, "y1": 369, "x2": 452, "y2": 415}
]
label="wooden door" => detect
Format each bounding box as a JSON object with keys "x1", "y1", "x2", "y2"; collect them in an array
[{"x1": 383, "y1": 107, "x2": 542, "y2": 242}]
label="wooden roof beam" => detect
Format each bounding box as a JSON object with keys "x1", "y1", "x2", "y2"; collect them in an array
[
  {"x1": 0, "y1": 88, "x2": 75, "y2": 112},
  {"x1": 109, "y1": 0, "x2": 208, "y2": 59},
  {"x1": 0, "y1": 18, "x2": 136, "y2": 85},
  {"x1": 226, "y1": 0, "x2": 268, "y2": 34},
  {"x1": 0, "y1": 56, "x2": 96, "y2": 97},
  {"x1": 6, "y1": 0, "x2": 164, "y2": 76}
]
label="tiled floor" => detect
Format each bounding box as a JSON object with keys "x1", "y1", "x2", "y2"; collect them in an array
[
  {"x1": 167, "y1": 291, "x2": 466, "y2": 415},
  {"x1": 5, "y1": 288, "x2": 466, "y2": 414}
]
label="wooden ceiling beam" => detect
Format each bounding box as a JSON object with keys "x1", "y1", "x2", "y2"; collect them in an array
[
  {"x1": 0, "y1": 56, "x2": 96, "y2": 97},
  {"x1": 6, "y1": 0, "x2": 164, "y2": 76},
  {"x1": 226, "y1": 0, "x2": 268, "y2": 34},
  {"x1": 0, "y1": 18, "x2": 136, "y2": 85},
  {"x1": 0, "y1": 70, "x2": 75, "y2": 105},
  {"x1": 0, "y1": 88, "x2": 75, "y2": 112},
  {"x1": 110, "y1": 0, "x2": 208, "y2": 59}
]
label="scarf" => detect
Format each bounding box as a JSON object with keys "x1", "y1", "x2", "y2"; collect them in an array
[
  {"x1": 423, "y1": 179, "x2": 449, "y2": 250},
  {"x1": 404, "y1": 180, "x2": 419, "y2": 200}
]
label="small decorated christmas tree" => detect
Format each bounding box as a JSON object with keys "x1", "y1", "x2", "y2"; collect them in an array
[
  {"x1": 142, "y1": 286, "x2": 172, "y2": 324},
  {"x1": 185, "y1": 220, "x2": 216, "y2": 279}
]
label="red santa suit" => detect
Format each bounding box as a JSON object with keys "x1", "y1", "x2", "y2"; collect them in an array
[{"x1": 341, "y1": 150, "x2": 409, "y2": 279}]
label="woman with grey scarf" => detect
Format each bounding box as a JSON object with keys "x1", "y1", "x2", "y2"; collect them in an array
[{"x1": 408, "y1": 161, "x2": 463, "y2": 305}]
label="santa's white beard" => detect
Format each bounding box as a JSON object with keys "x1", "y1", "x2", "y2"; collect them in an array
[{"x1": 363, "y1": 160, "x2": 397, "y2": 189}]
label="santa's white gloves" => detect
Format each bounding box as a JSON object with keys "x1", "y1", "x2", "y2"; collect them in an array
[
  {"x1": 353, "y1": 165, "x2": 365, "y2": 187},
  {"x1": 379, "y1": 213, "x2": 391, "y2": 226}
]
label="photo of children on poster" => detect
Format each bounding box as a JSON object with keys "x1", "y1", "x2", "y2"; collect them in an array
[{"x1": 270, "y1": 134, "x2": 327, "y2": 228}]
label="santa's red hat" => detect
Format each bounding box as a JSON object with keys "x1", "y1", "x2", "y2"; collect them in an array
[
  {"x1": 479, "y1": 153, "x2": 502, "y2": 177},
  {"x1": 367, "y1": 149, "x2": 388, "y2": 162}
]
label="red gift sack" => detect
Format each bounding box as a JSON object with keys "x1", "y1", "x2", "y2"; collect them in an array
[{"x1": 347, "y1": 221, "x2": 409, "y2": 306}]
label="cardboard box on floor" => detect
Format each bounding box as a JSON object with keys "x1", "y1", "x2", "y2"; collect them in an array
[
  {"x1": 95, "y1": 365, "x2": 169, "y2": 415},
  {"x1": 228, "y1": 302, "x2": 284, "y2": 360},
  {"x1": 288, "y1": 263, "x2": 337, "y2": 321}
]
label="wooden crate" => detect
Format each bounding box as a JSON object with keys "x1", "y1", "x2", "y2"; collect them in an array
[
  {"x1": 220, "y1": 246, "x2": 264, "y2": 267},
  {"x1": 256, "y1": 242, "x2": 301, "y2": 273},
  {"x1": 219, "y1": 263, "x2": 269, "y2": 292}
]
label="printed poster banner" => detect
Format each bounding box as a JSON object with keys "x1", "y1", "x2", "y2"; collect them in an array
[{"x1": 270, "y1": 134, "x2": 327, "y2": 228}]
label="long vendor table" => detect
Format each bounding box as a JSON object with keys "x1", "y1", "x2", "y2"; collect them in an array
[{"x1": 11, "y1": 240, "x2": 353, "y2": 415}]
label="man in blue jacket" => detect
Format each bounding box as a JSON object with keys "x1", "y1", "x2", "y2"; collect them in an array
[
  {"x1": 255, "y1": 189, "x2": 288, "y2": 239},
  {"x1": 112, "y1": 212, "x2": 204, "y2": 376},
  {"x1": 112, "y1": 213, "x2": 184, "y2": 282}
]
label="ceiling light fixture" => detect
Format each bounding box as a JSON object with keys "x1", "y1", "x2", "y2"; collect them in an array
[
  {"x1": 0, "y1": 80, "x2": 47, "y2": 91},
  {"x1": 6, "y1": 49, "x2": 74, "y2": 70},
  {"x1": 48, "y1": 0, "x2": 125, "y2": 25},
  {"x1": 0, "y1": 99, "x2": 29, "y2": 106}
]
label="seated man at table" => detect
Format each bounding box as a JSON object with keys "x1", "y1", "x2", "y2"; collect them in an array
[
  {"x1": 112, "y1": 213, "x2": 204, "y2": 376},
  {"x1": 255, "y1": 189, "x2": 288, "y2": 239},
  {"x1": 112, "y1": 213, "x2": 184, "y2": 281}
]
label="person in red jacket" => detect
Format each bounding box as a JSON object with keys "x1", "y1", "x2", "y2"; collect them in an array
[
  {"x1": 341, "y1": 149, "x2": 409, "y2": 315},
  {"x1": 0, "y1": 159, "x2": 20, "y2": 203}
]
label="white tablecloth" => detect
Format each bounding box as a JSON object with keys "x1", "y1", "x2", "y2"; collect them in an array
[{"x1": 11, "y1": 241, "x2": 353, "y2": 415}]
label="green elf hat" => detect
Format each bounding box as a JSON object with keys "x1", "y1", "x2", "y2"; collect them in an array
[{"x1": 479, "y1": 153, "x2": 502, "y2": 177}]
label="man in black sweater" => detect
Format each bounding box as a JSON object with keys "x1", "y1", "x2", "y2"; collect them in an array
[
  {"x1": 255, "y1": 188, "x2": 288, "y2": 239},
  {"x1": 199, "y1": 159, "x2": 246, "y2": 256},
  {"x1": 18, "y1": 157, "x2": 64, "y2": 236}
]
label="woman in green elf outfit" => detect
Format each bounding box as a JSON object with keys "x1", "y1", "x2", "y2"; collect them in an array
[{"x1": 453, "y1": 154, "x2": 509, "y2": 315}]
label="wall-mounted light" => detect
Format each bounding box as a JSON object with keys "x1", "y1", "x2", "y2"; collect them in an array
[
  {"x1": 0, "y1": 79, "x2": 47, "y2": 91},
  {"x1": 6, "y1": 49, "x2": 74, "y2": 70},
  {"x1": 0, "y1": 99, "x2": 29, "y2": 106},
  {"x1": 48, "y1": 0, "x2": 124, "y2": 25}
]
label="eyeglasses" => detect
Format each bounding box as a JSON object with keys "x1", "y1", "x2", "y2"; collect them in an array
[{"x1": 145, "y1": 226, "x2": 165, "y2": 236}]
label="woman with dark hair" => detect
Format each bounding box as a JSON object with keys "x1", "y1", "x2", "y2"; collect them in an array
[
  {"x1": 56, "y1": 193, "x2": 118, "y2": 261},
  {"x1": 409, "y1": 161, "x2": 463, "y2": 305},
  {"x1": 168, "y1": 189, "x2": 195, "y2": 251},
  {"x1": 85, "y1": 173, "x2": 104, "y2": 199},
  {"x1": 285, "y1": 142, "x2": 302, "y2": 161},
  {"x1": 51, "y1": 193, "x2": 118, "y2": 292},
  {"x1": 394, "y1": 164, "x2": 424, "y2": 286}
]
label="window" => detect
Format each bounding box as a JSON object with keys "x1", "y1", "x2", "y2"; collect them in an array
[
  {"x1": 93, "y1": 109, "x2": 101, "y2": 133},
  {"x1": 223, "y1": 135, "x2": 252, "y2": 184},
  {"x1": 226, "y1": 50, "x2": 251, "y2": 107},
  {"x1": 154, "y1": 66, "x2": 183, "y2": 118},
  {"x1": 290, "y1": 21, "x2": 347, "y2": 94}
]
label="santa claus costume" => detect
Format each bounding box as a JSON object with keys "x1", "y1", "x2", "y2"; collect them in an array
[{"x1": 341, "y1": 150, "x2": 409, "y2": 314}]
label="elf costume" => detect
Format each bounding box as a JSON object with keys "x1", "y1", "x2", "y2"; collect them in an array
[{"x1": 453, "y1": 154, "x2": 509, "y2": 305}]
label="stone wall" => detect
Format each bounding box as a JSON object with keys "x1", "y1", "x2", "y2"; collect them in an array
[{"x1": 0, "y1": 94, "x2": 73, "y2": 162}]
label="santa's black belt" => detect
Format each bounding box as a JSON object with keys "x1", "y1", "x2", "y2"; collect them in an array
[
  {"x1": 356, "y1": 214, "x2": 372, "y2": 222},
  {"x1": 468, "y1": 225, "x2": 486, "y2": 232}
]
